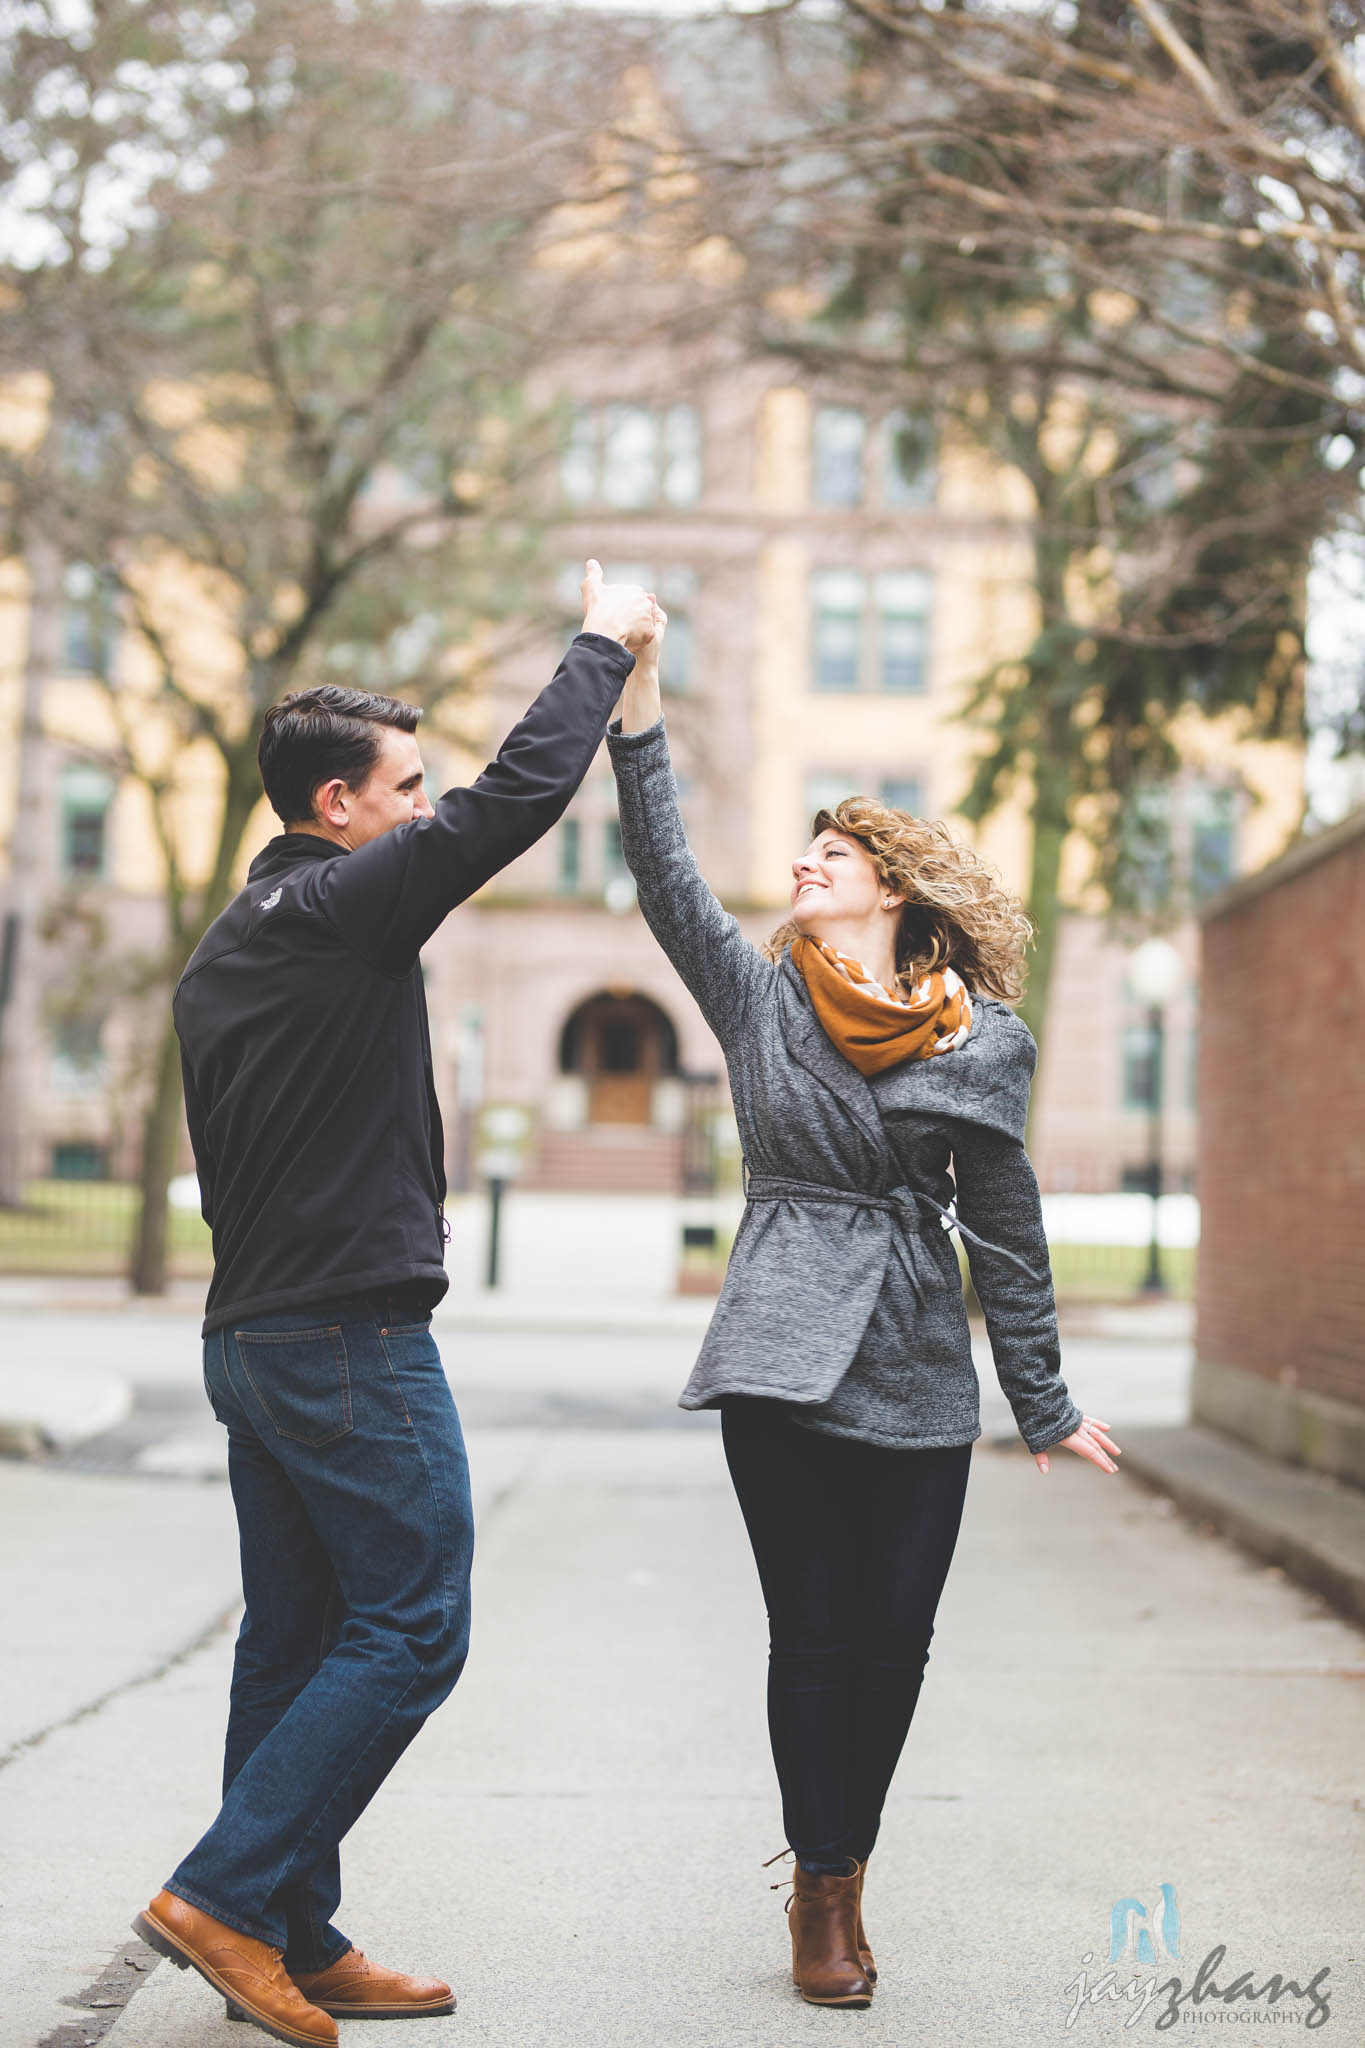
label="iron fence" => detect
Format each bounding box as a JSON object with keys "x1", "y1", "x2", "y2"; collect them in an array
[
  {"x1": 0, "y1": 1177, "x2": 1196, "y2": 1300},
  {"x1": 0, "y1": 1180, "x2": 213, "y2": 1276}
]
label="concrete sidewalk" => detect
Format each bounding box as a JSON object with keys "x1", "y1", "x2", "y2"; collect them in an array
[
  {"x1": 11, "y1": 1275, "x2": 1365, "y2": 1642},
  {"x1": 0, "y1": 1433, "x2": 540, "y2": 2048},
  {"x1": 1120, "y1": 1423, "x2": 1365, "y2": 1629},
  {"x1": 3, "y1": 1426, "x2": 1362, "y2": 2047},
  {"x1": 0, "y1": 1360, "x2": 131, "y2": 1458}
]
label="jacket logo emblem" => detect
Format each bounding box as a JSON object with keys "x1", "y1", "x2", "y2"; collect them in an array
[{"x1": 258, "y1": 888, "x2": 282, "y2": 912}]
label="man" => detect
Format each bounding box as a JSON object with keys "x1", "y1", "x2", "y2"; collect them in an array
[{"x1": 133, "y1": 565, "x2": 654, "y2": 2047}]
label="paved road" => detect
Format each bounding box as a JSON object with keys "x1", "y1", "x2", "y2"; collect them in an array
[
  {"x1": 7, "y1": 1305, "x2": 1193, "y2": 1481},
  {"x1": 4, "y1": 1311, "x2": 1362, "y2": 2048}
]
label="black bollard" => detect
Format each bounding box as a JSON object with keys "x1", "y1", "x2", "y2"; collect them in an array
[{"x1": 485, "y1": 1176, "x2": 505, "y2": 1289}]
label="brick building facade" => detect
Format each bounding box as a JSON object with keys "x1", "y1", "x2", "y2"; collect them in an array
[{"x1": 1194, "y1": 807, "x2": 1365, "y2": 1488}]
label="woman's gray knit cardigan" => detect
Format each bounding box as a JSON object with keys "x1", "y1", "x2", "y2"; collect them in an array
[{"x1": 607, "y1": 717, "x2": 1082, "y2": 1455}]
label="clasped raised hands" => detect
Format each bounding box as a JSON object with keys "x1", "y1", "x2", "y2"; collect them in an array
[{"x1": 581, "y1": 558, "x2": 657, "y2": 653}]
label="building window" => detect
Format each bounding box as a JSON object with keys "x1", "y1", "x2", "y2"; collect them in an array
[
  {"x1": 50, "y1": 1011, "x2": 105, "y2": 1094},
  {"x1": 811, "y1": 570, "x2": 864, "y2": 693},
  {"x1": 59, "y1": 763, "x2": 114, "y2": 880},
  {"x1": 1187, "y1": 1024, "x2": 1199, "y2": 1109},
  {"x1": 60, "y1": 416, "x2": 115, "y2": 481},
  {"x1": 805, "y1": 771, "x2": 926, "y2": 828},
  {"x1": 61, "y1": 563, "x2": 118, "y2": 679},
  {"x1": 880, "y1": 776, "x2": 924, "y2": 815},
  {"x1": 881, "y1": 412, "x2": 935, "y2": 509},
  {"x1": 51, "y1": 1140, "x2": 108, "y2": 1180},
  {"x1": 1118, "y1": 778, "x2": 1235, "y2": 910},
  {"x1": 876, "y1": 571, "x2": 931, "y2": 694},
  {"x1": 1121, "y1": 1019, "x2": 1163, "y2": 1110},
  {"x1": 812, "y1": 406, "x2": 865, "y2": 507},
  {"x1": 1190, "y1": 784, "x2": 1237, "y2": 898},
  {"x1": 655, "y1": 564, "x2": 697, "y2": 691},
  {"x1": 662, "y1": 610, "x2": 694, "y2": 692},
  {"x1": 805, "y1": 772, "x2": 855, "y2": 822},
  {"x1": 810, "y1": 570, "x2": 933, "y2": 693},
  {"x1": 560, "y1": 411, "x2": 598, "y2": 506},
  {"x1": 560, "y1": 403, "x2": 702, "y2": 509},
  {"x1": 1118, "y1": 785, "x2": 1174, "y2": 912},
  {"x1": 555, "y1": 561, "x2": 588, "y2": 616},
  {"x1": 558, "y1": 818, "x2": 581, "y2": 894},
  {"x1": 566, "y1": 559, "x2": 697, "y2": 691},
  {"x1": 661, "y1": 406, "x2": 702, "y2": 506},
  {"x1": 604, "y1": 817, "x2": 628, "y2": 884},
  {"x1": 602, "y1": 405, "x2": 658, "y2": 509},
  {"x1": 1126, "y1": 412, "x2": 1182, "y2": 512}
]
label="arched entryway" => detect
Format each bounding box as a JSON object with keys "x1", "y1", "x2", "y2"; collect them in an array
[{"x1": 559, "y1": 990, "x2": 678, "y2": 1125}]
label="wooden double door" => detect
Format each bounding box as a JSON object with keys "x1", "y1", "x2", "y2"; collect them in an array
[{"x1": 562, "y1": 993, "x2": 678, "y2": 1125}]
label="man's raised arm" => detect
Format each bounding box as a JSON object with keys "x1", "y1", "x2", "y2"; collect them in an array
[{"x1": 316, "y1": 565, "x2": 653, "y2": 973}]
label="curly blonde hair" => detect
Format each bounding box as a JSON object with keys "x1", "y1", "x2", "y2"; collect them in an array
[{"x1": 763, "y1": 795, "x2": 1032, "y2": 1003}]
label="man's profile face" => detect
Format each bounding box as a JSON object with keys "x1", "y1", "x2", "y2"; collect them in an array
[{"x1": 313, "y1": 726, "x2": 434, "y2": 847}]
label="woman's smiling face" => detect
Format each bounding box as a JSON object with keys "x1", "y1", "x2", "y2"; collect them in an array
[{"x1": 790, "y1": 829, "x2": 891, "y2": 932}]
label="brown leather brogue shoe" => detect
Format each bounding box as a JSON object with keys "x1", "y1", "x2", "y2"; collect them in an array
[
  {"x1": 788, "y1": 1861, "x2": 874, "y2": 2008},
  {"x1": 291, "y1": 1948, "x2": 455, "y2": 2018},
  {"x1": 133, "y1": 1890, "x2": 337, "y2": 2047},
  {"x1": 854, "y1": 1856, "x2": 877, "y2": 1986}
]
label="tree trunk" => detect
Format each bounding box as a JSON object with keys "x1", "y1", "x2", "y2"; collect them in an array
[
  {"x1": 1015, "y1": 503, "x2": 1079, "y2": 1138},
  {"x1": 129, "y1": 1018, "x2": 185, "y2": 1294},
  {"x1": 1016, "y1": 726, "x2": 1070, "y2": 1049},
  {"x1": 1017, "y1": 755, "x2": 1069, "y2": 1151},
  {"x1": 0, "y1": 536, "x2": 61, "y2": 1206},
  {"x1": 126, "y1": 745, "x2": 264, "y2": 1294}
]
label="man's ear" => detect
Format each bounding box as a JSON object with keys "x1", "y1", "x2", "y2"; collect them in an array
[{"x1": 313, "y1": 777, "x2": 349, "y2": 826}]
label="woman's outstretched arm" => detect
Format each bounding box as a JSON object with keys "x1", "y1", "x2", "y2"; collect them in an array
[
  {"x1": 947, "y1": 1027, "x2": 1121, "y2": 1478},
  {"x1": 606, "y1": 594, "x2": 770, "y2": 1046}
]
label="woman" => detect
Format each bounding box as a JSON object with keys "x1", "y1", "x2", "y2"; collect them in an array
[{"x1": 605, "y1": 583, "x2": 1121, "y2": 2010}]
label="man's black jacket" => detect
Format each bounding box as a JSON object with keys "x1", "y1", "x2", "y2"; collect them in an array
[{"x1": 174, "y1": 631, "x2": 634, "y2": 1335}]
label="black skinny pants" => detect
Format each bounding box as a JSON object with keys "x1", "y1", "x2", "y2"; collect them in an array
[{"x1": 721, "y1": 1397, "x2": 972, "y2": 1872}]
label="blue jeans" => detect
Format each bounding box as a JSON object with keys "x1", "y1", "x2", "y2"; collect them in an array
[{"x1": 166, "y1": 1295, "x2": 473, "y2": 1969}]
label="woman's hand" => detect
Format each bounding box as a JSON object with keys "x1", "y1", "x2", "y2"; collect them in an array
[
  {"x1": 621, "y1": 597, "x2": 667, "y2": 734},
  {"x1": 1034, "y1": 1415, "x2": 1121, "y2": 1475}
]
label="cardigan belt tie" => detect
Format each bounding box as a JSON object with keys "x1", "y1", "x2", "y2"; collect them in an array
[{"x1": 743, "y1": 1173, "x2": 1044, "y2": 1302}]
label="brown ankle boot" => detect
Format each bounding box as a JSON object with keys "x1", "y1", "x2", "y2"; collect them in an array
[
  {"x1": 787, "y1": 1860, "x2": 873, "y2": 2007},
  {"x1": 854, "y1": 1858, "x2": 877, "y2": 1985}
]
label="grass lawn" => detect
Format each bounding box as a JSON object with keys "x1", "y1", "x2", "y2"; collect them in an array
[
  {"x1": 1047, "y1": 1240, "x2": 1194, "y2": 1301},
  {"x1": 690, "y1": 1230, "x2": 1195, "y2": 1303},
  {"x1": 0, "y1": 1180, "x2": 213, "y2": 1276},
  {"x1": 0, "y1": 1181, "x2": 1195, "y2": 1300}
]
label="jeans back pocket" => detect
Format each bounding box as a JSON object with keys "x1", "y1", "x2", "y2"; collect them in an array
[{"x1": 233, "y1": 1324, "x2": 353, "y2": 1447}]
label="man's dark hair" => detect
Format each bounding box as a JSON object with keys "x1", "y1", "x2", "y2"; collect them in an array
[{"x1": 258, "y1": 685, "x2": 422, "y2": 827}]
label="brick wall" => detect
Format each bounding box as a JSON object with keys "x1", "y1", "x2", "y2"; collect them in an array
[{"x1": 1197, "y1": 809, "x2": 1365, "y2": 1412}]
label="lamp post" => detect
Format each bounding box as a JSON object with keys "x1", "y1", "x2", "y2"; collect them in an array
[{"x1": 1128, "y1": 937, "x2": 1182, "y2": 1297}]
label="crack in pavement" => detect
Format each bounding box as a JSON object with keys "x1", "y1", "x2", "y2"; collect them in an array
[
  {"x1": 7, "y1": 1432, "x2": 544, "y2": 1780},
  {"x1": 37, "y1": 1943, "x2": 159, "y2": 2048},
  {"x1": 0, "y1": 1601, "x2": 240, "y2": 1775}
]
